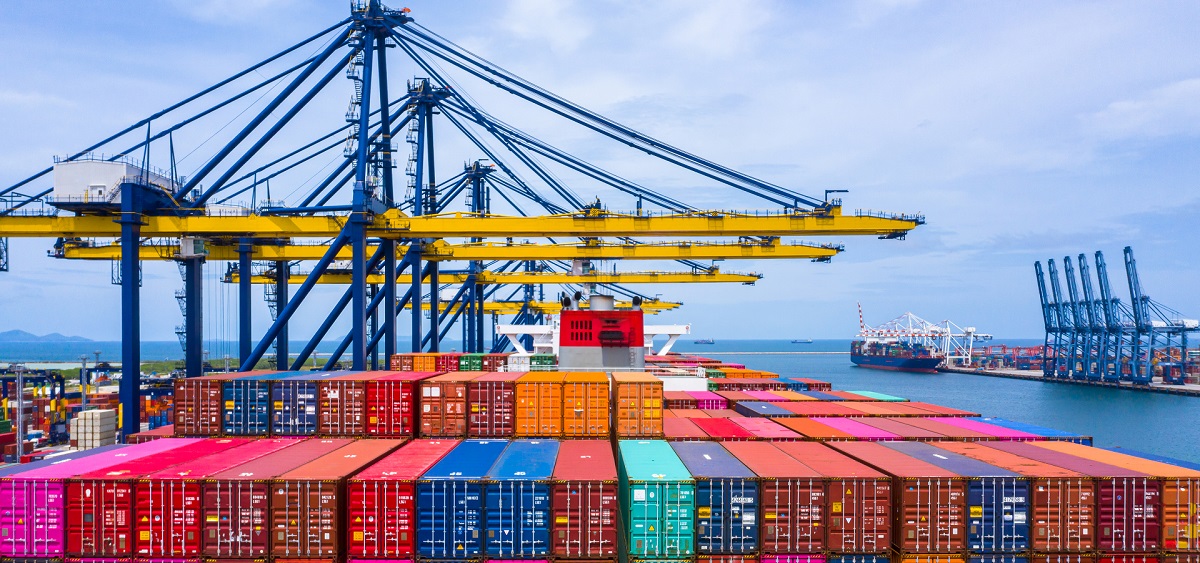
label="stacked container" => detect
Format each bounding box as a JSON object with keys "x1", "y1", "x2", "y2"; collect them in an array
[
  {"x1": 617, "y1": 440, "x2": 695, "y2": 562},
  {"x1": 516, "y1": 373, "x2": 566, "y2": 437},
  {"x1": 552, "y1": 440, "x2": 620, "y2": 559},
  {"x1": 224, "y1": 372, "x2": 296, "y2": 436},
  {"x1": 173, "y1": 372, "x2": 247, "y2": 436},
  {"x1": 273, "y1": 372, "x2": 343, "y2": 435},
  {"x1": 417, "y1": 439, "x2": 509, "y2": 559},
  {"x1": 421, "y1": 372, "x2": 481, "y2": 437},
  {"x1": 723, "y1": 441, "x2": 826, "y2": 556},
  {"x1": 671, "y1": 441, "x2": 760, "y2": 556},
  {"x1": 366, "y1": 371, "x2": 440, "y2": 437},
  {"x1": 485, "y1": 439, "x2": 560, "y2": 558},
  {"x1": 346, "y1": 439, "x2": 460, "y2": 559},
  {"x1": 612, "y1": 372, "x2": 664, "y2": 438},
  {"x1": 563, "y1": 372, "x2": 611, "y2": 438},
  {"x1": 468, "y1": 372, "x2": 524, "y2": 437},
  {"x1": 318, "y1": 371, "x2": 388, "y2": 436}
]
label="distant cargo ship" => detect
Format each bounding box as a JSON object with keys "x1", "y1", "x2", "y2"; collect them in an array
[
  {"x1": 693, "y1": 338, "x2": 715, "y2": 345},
  {"x1": 851, "y1": 340, "x2": 943, "y2": 373},
  {"x1": 791, "y1": 339, "x2": 813, "y2": 344}
]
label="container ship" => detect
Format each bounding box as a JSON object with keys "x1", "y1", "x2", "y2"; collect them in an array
[
  {"x1": 853, "y1": 304, "x2": 991, "y2": 373},
  {"x1": 850, "y1": 339, "x2": 944, "y2": 373}
]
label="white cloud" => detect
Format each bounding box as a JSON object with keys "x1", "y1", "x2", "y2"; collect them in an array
[
  {"x1": 169, "y1": 0, "x2": 293, "y2": 25},
  {"x1": 664, "y1": 1, "x2": 773, "y2": 59},
  {"x1": 1085, "y1": 78, "x2": 1200, "y2": 139},
  {"x1": 0, "y1": 89, "x2": 74, "y2": 109},
  {"x1": 498, "y1": 0, "x2": 593, "y2": 54}
]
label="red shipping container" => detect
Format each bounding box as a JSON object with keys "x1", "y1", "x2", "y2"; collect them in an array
[
  {"x1": 552, "y1": 440, "x2": 619, "y2": 558},
  {"x1": 1034, "y1": 557, "x2": 1097, "y2": 563},
  {"x1": 987, "y1": 441, "x2": 1160, "y2": 552},
  {"x1": 664, "y1": 392, "x2": 698, "y2": 410},
  {"x1": 903, "y1": 402, "x2": 978, "y2": 417},
  {"x1": 126, "y1": 425, "x2": 175, "y2": 444},
  {"x1": 202, "y1": 439, "x2": 354, "y2": 558},
  {"x1": 173, "y1": 372, "x2": 260, "y2": 436},
  {"x1": 364, "y1": 372, "x2": 440, "y2": 437},
  {"x1": 482, "y1": 353, "x2": 510, "y2": 371},
  {"x1": 773, "y1": 442, "x2": 892, "y2": 554},
  {"x1": 852, "y1": 418, "x2": 945, "y2": 440},
  {"x1": 693, "y1": 418, "x2": 756, "y2": 441},
  {"x1": 419, "y1": 372, "x2": 483, "y2": 437},
  {"x1": 728, "y1": 417, "x2": 802, "y2": 441},
  {"x1": 134, "y1": 439, "x2": 299, "y2": 557},
  {"x1": 1099, "y1": 555, "x2": 1159, "y2": 563},
  {"x1": 435, "y1": 353, "x2": 463, "y2": 372},
  {"x1": 892, "y1": 417, "x2": 992, "y2": 440},
  {"x1": 664, "y1": 417, "x2": 710, "y2": 441},
  {"x1": 66, "y1": 439, "x2": 253, "y2": 557},
  {"x1": 467, "y1": 372, "x2": 524, "y2": 438},
  {"x1": 828, "y1": 441, "x2": 966, "y2": 553},
  {"x1": 775, "y1": 403, "x2": 863, "y2": 417},
  {"x1": 722, "y1": 442, "x2": 826, "y2": 554},
  {"x1": 346, "y1": 440, "x2": 460, "y2": 558},
  {"x1": 269, "y1": 439, "x2": 405, "y2": 558},
  {"x1": 319, "y1": 371, "x2": 394, "y2": 436}
]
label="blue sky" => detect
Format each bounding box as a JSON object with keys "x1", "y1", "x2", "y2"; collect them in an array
[{"x1": 0, "y1": 0, "x2": 1197, "y2": 346}]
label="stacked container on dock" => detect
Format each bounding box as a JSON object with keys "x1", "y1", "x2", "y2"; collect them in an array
[
  {"x1": 224, "y1": 372, "x2": 293, "y2": 436},
  {"x1": 485, "y1": 439, "x2": 560, "y2": 558},
  {"x1": 134, "y1": 438, "x2": 300, "y2": 558},
  {"x1": 671, "y1": 441, "x2": 759, "y2": 555},
  {"x1": 318, "y1": 371, "x2": 385, "y2": 436},
  {"x1": 516, "y1": 373, "x2": 566, "y2": 438},
  {"x1": 552, "y1": 440, "x2": 620, "y2": 559},
  {"x1": 563, "y1": 372, "x2": 611, "y2": 438},
  {"x1": 612, "y1": 373, "x2": 664, "y2": 438},
  {"x1": 204, "y1": 438, "x2": 355, "y2": 559},
  {"x1": 269, "y1": 439, "x2": 405, "y2": 560},
  {"x1": 722, "y1": 441, "x2": 826, "y2": 555},
  {"x1": 366, "y1": 371, "x2": 440, "y2": 437},
  {"x1": 664, "y1": 391, "x2": 698, "y2": 410},
  {"x1": 273, "y1": 372, "x2": 344, "y2": 436},
  {"x1": 173, "y1": 372, "x2": 251, "y2": 436},
  {"x1": 67, "y1": 438, "x2": 251, "y2": 558},
  {"x1": 617, "y1": 440, "x2": 696, "y2": 561},
  {"x1": 468, "y1": 372, "x2": 524, "y2": 438},
  {"x1": 420, "y1": 372, "x2": 481, "y2": 437},
  {"x1": 417, "y1": 439, "x2": 510, "y2": 559},
  {"x1": 828, "y1": 441, "x2": 968, "y2": 555},
  {"x1": 346, "y1": 440, "x2": 460, "y2": 560}
]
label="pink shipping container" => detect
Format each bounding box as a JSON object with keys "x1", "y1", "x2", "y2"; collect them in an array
[
  {"x1": 349, "y1": 560, "x2": 413, "y2": 563},
  {"x1": 809, "y1": 418, "x2": 899, "y2": 441},
  {"x1": 761, "y1": 556, "x2": 826, "y2": 563},
  {"x1": 927, "y1": 417, "x2": 1039, "y2": 440},
  {"x1": 693, "y1": 417, "x2": 757, "y2": 440},
  {"x1": 904, "y1": 402, "x2": 978, "y2": 417},
  {"x1": 727, "y1": 417, "x2": 802, "y2": 440},
  {"x1": 0, "y1": 439, "x2": 202, "y2": 558},
  {"x1": 893, "y1": 417, "x2": 992, "y2": 440},
  {"x1": 852, "y1": 418, "x2": 945, "y2": 440},
  {"x1": 744, "y1": 391, "x2": 787, "y2": 403},
  {"x1": 687, "y1": 391, "x2": 729, "y2": 410}
]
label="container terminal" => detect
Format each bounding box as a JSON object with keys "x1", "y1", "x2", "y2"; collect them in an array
[{"x1": 0, "y1": 3, "x2": 1197, "y2": 563}]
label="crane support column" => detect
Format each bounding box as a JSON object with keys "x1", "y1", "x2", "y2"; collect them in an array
[
  {"x1": 118, "y1": 183, "x2": 142, "y2": 439},
  {"x1": 184, "y1": 257, "x2": 204, "y2": 378},
  {"x1": 274, "y1": 260, "x2": 289, "y2": 370},
  {"x1": 238, "y1": 239, "x2": 253, "y2": 366},
  {"x1": 408, "y1": 243, "x2": 422, "y2": 351}
]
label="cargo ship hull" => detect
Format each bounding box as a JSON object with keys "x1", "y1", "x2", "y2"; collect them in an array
[{"x1": 851, "y1": 353, "x2": 943, "y2": 373}]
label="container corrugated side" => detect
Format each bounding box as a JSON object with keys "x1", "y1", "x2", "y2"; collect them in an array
[
  {"x1": 366, "y1": 372, "x2": 441, "y2": 438},
  {"x1": 318, "y1": 371, "x2": 396, "y2": 436},
  {"x1": 417, "y1": 440, "x2": 509, "y2": 559},
  {"x1": 686, "y1": 392, "x2": 728, "y2": 410},
  {"x1": 203, "y1": 439, "x2": 353, "y2": 559},
  {"x1": 721, "y1": 442, "x2": 824, "y2": 554},
  {"x1": 173, "y1": 373, "x2": 252, "y2": 436},
  {"x1": 893, "y1": 554, "x2": 968, "y2": 563},
  {"x1": 346, "y1": 440, "x2": 459, "y2": 559},
  {"x1": 272, "y1": 372, "x2": 342, "y2": 436},
  {"x1": 269, "y1": 439, "x2": 405, "y2": 559},
  {"x1": 617, "y1": 440, "x2": 695, "y2": 559},
  {"x1": 485, "y1": 440, "x2": 559, "y2": 557},
  {"x1": 468, "y1": 372, "x2": 523, "y2": 438},
  {"x1": 223, "y1": 373, "x2": 294, "y2": 436},
  {"x1": 420, "y1": 372, "x2": 482, "y2": 438},
  {"x1": 611, "y1": 373, "x2": 663, "y2": 438},
  {"x1": 552, "y1": 440, "x2": 619, "y2": 559},
  {"x1": 515, "y1": 373, "x2": 566, "y2": 438},
  {"x1": 562, "y1": 372, "x2": 609, "y2": 438},
  {"x1": 671, "y1": 442, "x2": 758, "y2": 555}
]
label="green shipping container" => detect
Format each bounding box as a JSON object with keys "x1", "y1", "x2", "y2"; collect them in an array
[
  {"x1": 617, "y1": 440, "x2": 695, "y2": 560},
  {"x1": 459, "y1": 353, "x2": 485, "y2": 371},
  {"x1": 531, "y1": 354, "x2": 556, "y2": 370},
  {"x1": 847, "y1": 390, "x2": 908, "y2": 402}
]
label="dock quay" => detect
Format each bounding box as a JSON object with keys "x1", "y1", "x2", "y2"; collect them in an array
[{"x1": 939, "y1": 365, "x2": 1200, "y2": 397}]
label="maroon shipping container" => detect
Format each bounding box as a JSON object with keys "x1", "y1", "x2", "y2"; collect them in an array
[
  {"x1": 364, "y1": 372, "x2": 440, "y2": 437},
  {"x1": 66, "y1": 439, "x2": 253, "y2": 557},
  {"x1": 435, "y1": 353, "x2": 463, "y2": 372},
  {"x1": 126, "y1": 425, "x2": 175, "y2": 444},
  {"x1": 269, "y1": 439, "x2": 406, "y2": 558},
  {"x1": 774, "y1": 442, "x2": 892, "y2": 554},
  {"x1": 173, "y1": 372, "x2": 259, "y2": 436},
  {"x1": 693, "y1": 418, "x2": 757, "y2": 440},
  {"x1": 664, "y1": 417, "x2": 710, "y2": 441},
  {"x1": 828, "y1": 441, "x2": 966, "y2": 553},
  {"x1": 346, "y1": 440, "x2": 459, "y2": 558},
  {"x1": 715, "y1": 391, "x2": 757, "y2": 404},
  {"x1": 134, "y1": 439, "x2": 300, "y2": 558},
  {"x1": 202, "y1": 439, "x2": 354, "y2": 558},
  {"x1": 986, "y1": 441, "x2": 1161, "y2": 552},
  {"x1": 482, "y1": 353, "x2": 510, "y2": 371},
  {"x1": 904, "y1": 402, "x2": 978, "y2": 417},
  {"x1": 722, "y1": 441, "x2": 825, "y2": 553},
  {"x1": 319, "y1": 371, "x2": 392, "y2": 436},
  {"x1": 664, "y1": 391, "x2": 698, "y2": 409},
  {"x1": 467, "y1": 372, "x2": 524, "y2": 438},
  {"x1": 703, "y1": 409, "x2": 742, "y2": 419},
  {"x1": 852, "y1": 418, "x2": 945, "y2": 440},
  {"x1": 419, "y1": 372, "x2": 483, "y2": 437},
  {"x1": 1035, "y1": 556, "x2": 1098, "y2": 563},
  {"x1": 552, "y1": 440, "x2": 620, "y2": 558}
]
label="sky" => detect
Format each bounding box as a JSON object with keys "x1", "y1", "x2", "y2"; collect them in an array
[{"x1": 0, "y1": 0, "x2": 1198, "y2": 347}]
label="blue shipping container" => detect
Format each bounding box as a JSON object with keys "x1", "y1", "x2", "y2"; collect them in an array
[
  {"x1": 272, "y1": 371, "x2": 343, "y2": 435},
  {"x1": 418, "y1": 439, "x2": 510, "y2": 559},
  {"x1": 828, "y1": 556, "x2": 890, "y2": 563},
  {"x1": 0, "y1": 444, "x2": 127, "y2": 478},
  {"x1": 978, "y1": 417, "x2": 1092, "y2": 446},
  {"x1": 730, "y1": 401, "x2": 793, "y2": 418},
  {"x1": 670, "y1": 441, "x2": 758, "y2": 554},
  {"x1": 971, "y1": 556, "x2": 1028, "y2": 563},
  {"x1": 223, "y1": 371, "x2": 297, "y2": 435},
  {"x1": 777, "y1": 378, "x2": 809, "y2": 392},
  {"x1": 884, "y1": 441, "x2": 1029, "y2": 552},
  {"x1": 1103, "y1": 447, "x2": 1200, "y2": 471},
  {"x1": 484, "y1": 439, "x2": 559, "y2": 557},
  {"x1": 798, "y1": 390, "x2": 843, "y2": 401}
]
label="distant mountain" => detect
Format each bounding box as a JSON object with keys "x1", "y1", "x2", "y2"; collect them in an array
[{"x1": 0, "y1": 330, "x2": 93, "y2": 342}]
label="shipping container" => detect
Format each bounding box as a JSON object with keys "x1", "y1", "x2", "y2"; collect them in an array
[
  {"x1": 798, "y1": 391, "x2": 844, "y2": 402},
  {"x1": 318, "y1": 371, "x2": 393, "y2": 436},
  {"x1": 483, "y1": 354, "x2": 510, "y2": 372},
  {"x1": 346, "y1": 440, "x2": 459, "y2": 559},
  {"x1": 704, "y1": 410, "x2": 742, "y2": 419},
  {"x1": 979, "y1": 418, "x2": 1092, "y2": 446},
  {"x1": 663, "y1": 392, "x2": 697, "y2": 410},
  {"x1": 366, "y1": 372, "x2": 440, "y2": 438},
  {"x1": 1032, "y1": 556, "x2": 1097, "y2": 563},
  {"x1": 127, "y1": 425, "x2": 175, "y2": 443},
  {"x1": 904, "y1": 403, "x2": 977, "y2": 417},
  {"x1": 1031, "y1": 441, "x2": 1200, "y2": 552},
  {"x1": 421, "y1": 373, "x2": 483, "y2": 438},
  {"x1": 893, "y1": 418, "x2": 992, "y2": 440},
  {"x1": 485, "y1": 440, "x2": 560, "y2": 557},
  {"x1": 269, "y1": 439, "x2": 405, "y2": 559},
  {"x1": 823, "y1": 392, "x2": 876, "y2": 402},
  {"x1": 671, "y1": 410, "x2": 711, "y2": 419},
  {"x1": 671, "y1": 442, "x2": 759, "y2": 554},
  {"x1": 927, "y1": 417, "x2": 1038, "y2": 440},
  {"x1": 436, "y1": 353, "x2": 463, "y2": 372},
  {"x1": 851, "y1": 418, "x2": 944, "y2": 440},
  {"x1": 773, "y1": 442, "x2": 892, "y2": 554},
  {"x1": 692, "y1": 418, "x2": 756, "y2": 441},
  {"x1": 704, "y1": 556, "x2": 764, "y2": 563},
  {"x1": 552, "y1": 440, "x2": 619, "y2": 558},
  {"x1": 970, "y1": 556, "x2": 1028, "y2": 563},
  {"x1": 273, "y1": 372, "x2": 344, "y2": 436},
  {"x1": 617, "y1": 441, "x2": 695, "y2": 558},
  {"x1": 726, "y1": 418, "x2": 802, "y2": 441},
  {"x1": 985, "y1": 441, "x2": 1159, "y2": 552},
  {"x1": 134, "y1": 439, "x2": 299, "y2": 558},
  {"x1": 664, "y1": 416, "x2": 709, "y2": 441},
  {"x1": 732, "y1": 403, "x2": 794, "y2": 418},
  {"x1": 223, "y1": 373, "x2": 295, "y2": 436},
  {"x1": 1095, "y1": 556, "x2": 1159, "y2": 563},
  {"x1": 1104, "y1": 448, "x2": 1200, "y2": 471},
  {"x1": 846, "y1": 391, "x2": 908, "y2": 402},
  {"x1": 611, "y1": 373, "x2": 664, "y2": 438},
  {"x1": 828, "y1": 442, "x2": 966, "y2": 553},
  {"x1": 562, "y1": 373, "x2": 610, "y2": 438},
  {"x1": 67, "y1": 439, "x2": 252, "y2": 557},
  {"x1": 173, "y1": 373, "x2": 252, "y2": 436},
  {"x1": 715, "y1": 391, "x2": 757, "y2": 404},
  {"x1": 417, "y1": 440, "x2": 509, "y2": 559},
  {"x1": 468, "y1": 373, "x2": 524, "y2": 438},
  {"x1": 826, "y1": 556, "x2": 888, "y2": 563},
  {"x1": 686, "y1": 392, "x2": 728, "y2": 410},
  {"x1": 744, "y1": 391, "x2": 787, "y2": 403},
  {"x1": 721, "y1": 442, "x2": 824, "y2": 554},
  {"x1": 460, "y1": 354, "x2": 485, "y2": 372},
  {"x1": 514, "y1": 373, "x2": 565, "y2": 438},
  {"x1": 892, "y1": 555, "x2": 967, "y2": 563},
  {"x1": 761, "y1": 556, "x2": 825, "y2": 563},
  {"x1": 882, "y1": 441, "x2": 1029, "y2": 552},
  {"x1": 775, "y1": 403, "x2": 863, "y2": 418},
  {"x1": 769, "y1": 418, "x2": 854, "y2": 440},
  {"x1": 809, "y1": 418, "x2": 898, "y2": 441},
  {"x1": 203, "y1": 439, "x2": 353, "y2": 558},
  {"x1": 932, "y1": 441, "x2": 1095, "y2": 552},
  {"x1": 839, "y1": 403, "x2": 909, "y2": 418}
]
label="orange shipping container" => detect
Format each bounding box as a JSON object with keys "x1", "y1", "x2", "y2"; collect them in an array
[
  {"x1": 413, "y1": 353, "x2": 438, "y2": 372},
  {"x1": 562, "y1": 372, "x2": 610, "y2": 438},
  {"x1": 419, "y1": 372, "x2": 482, "y2": 437},
  {"x1": 515, "y1": 372, "x2": 565, "y2": 437},
  {"x1": 610, "y1": 372, "x2": 663, "y2": 438}
]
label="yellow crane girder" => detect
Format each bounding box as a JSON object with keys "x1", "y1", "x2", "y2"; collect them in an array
[
  {"x1": 0, "y1": 206, "x2": 920, "y2": 239},
  {"x1": 227, "y1": 269, "x2": 761, "y2": 285},
  {"x1": 404, "y1": 300, "x2": 680, "y2": 315},
  {"x1": 53, "y1": 237, "x2": 841, "y2": 261}
]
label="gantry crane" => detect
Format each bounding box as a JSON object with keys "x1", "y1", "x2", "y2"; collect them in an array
[{"x1": 0, "y1": 1, "x2": 924, "y2": 436}]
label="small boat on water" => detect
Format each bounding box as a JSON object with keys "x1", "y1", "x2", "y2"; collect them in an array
[
  {"x1": 791, "y1": 339, "x2": 813, "y2": 344},
  {"x1": 693, "y1": 338, "x2": 715, "y2": 344}
]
